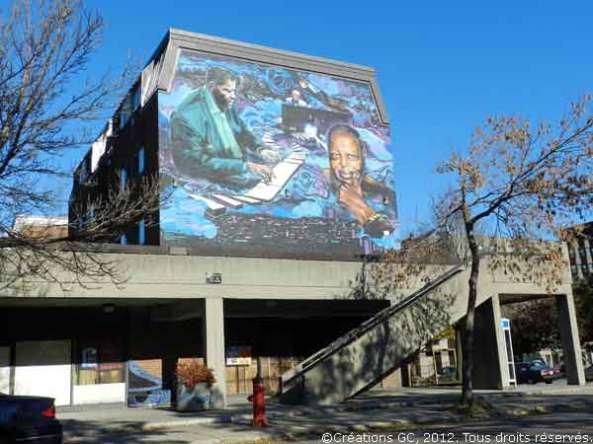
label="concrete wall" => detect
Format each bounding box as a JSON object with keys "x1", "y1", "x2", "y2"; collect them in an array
[
  {"x1": 5, "y1": 249, "x2": 570, "y2": 303},
  {"x1": 472, "y1": 295, "x2": 506, "y2": 389},
  {"x1": 73, "y1": 383, "x2": 126, "y2": 404},
  {"x1": 13, "y1": 340, "x2": 71, "y2": 406},
  {"x1": 0, "y1": 253, "x2": 364, "y2": 301}
]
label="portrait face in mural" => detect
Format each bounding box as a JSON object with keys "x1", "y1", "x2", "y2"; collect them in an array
[
  {"x1": 327, "y1": 124, "x2": 395, "y2": 238},
  {"x1": 286, "y1": 89, "x2": 307, "y2": 107},
  {"x1": 211, "y1": 78, "x2": 237, "y2": 109},
  {"x1": 159, "y1": 51, "x2": 398, "y2": 257},
  {"x1": 206, "y1": 66, "x2": 239, "y2": 110},
  {"x1": 329, "y1": 127, "x2": 364, "y2": 187}
]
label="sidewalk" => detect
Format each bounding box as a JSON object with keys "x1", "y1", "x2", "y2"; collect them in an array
[{"x1": 59, "y1": 384, "x2": 593, "y2": 443}]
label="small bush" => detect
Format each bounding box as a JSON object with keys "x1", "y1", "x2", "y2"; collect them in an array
[{"x1": 175, "y1": 359, "x2": 215, "y2": 389}]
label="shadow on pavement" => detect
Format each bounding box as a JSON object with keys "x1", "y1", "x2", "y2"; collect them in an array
[{"x1": 62, "y1": 419, "x2": 187, "y2": 444}]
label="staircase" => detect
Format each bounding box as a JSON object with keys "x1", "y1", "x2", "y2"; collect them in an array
[{"x1": 279, "y1": 264, "x2": 470, "y2": 405}]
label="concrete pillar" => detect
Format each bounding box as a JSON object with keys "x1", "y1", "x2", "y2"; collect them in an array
[
  {"x1": 556, "y1": 293, "x2": 586, "y2": 385},
  {"x1": 472, "y1": 294, "x2": 509, "y2": 389},
  {"x1": 584, "y1": 239, "x2": 593, "y2": 275},
  {"x1": 572, "y1": 242, "x2": 584, "y2": 280},
  {"x1": 455, "y1": 327, "x2": 463, "y2": 382},
  {"x1": 162, "y1": 354, "x2": 178, "y2": 407},
  {"x1": 203, "y1": 297, "x2": 227, "y2": 408}
]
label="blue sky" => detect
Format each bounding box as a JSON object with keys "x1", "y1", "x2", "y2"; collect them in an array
[{"x1": 13, "y1": 0, "x2": 593, "y2": 235}]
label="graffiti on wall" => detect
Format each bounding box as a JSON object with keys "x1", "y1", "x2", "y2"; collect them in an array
[{"x1": 159, "y1": 51, "x2": 398, "y2": 258}]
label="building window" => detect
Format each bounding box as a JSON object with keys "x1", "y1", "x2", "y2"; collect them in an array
[
  {"x1": 119, "y1": 167, "x2": 128, "y2": 191},
  {"x1": 131, "y1": 84, "x2": 141, "y2": 110},
  {"x1": 118, "y1": 93, "x2": 133, "y2": 130},
  {"x1": 75, "y1": 341, "x2": 125, "y2": 386},
  {"x1": 119, "y1": 109, "x2": 129, "y2": 130},
  {"x1": 81, "y1": 347, "x2": 98, "y2": 369},
  {"x1": 138, "y1": 147, "x2": 145, "y2": 175},
  {"x1": 78, "y1": 157, "x2": 90, "y2": 184},
  {"x1": 138, "y1": 219, "x2": 145, "y2": 245}
]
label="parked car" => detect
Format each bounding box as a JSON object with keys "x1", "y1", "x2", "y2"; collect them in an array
[
  {"x1": 0, "y1": 393, "x2": 62, "y2": 443},
  {"x1": 515, "y1": 361, "x2": 558, "y2": 384},
  {"x1": 552, "y1": 362, "x2": 565, "y2": 378}
]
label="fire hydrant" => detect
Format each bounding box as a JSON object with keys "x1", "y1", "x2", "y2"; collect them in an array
[{"x1": 250, "y1": 375, "x2": 267, "y2": 427}]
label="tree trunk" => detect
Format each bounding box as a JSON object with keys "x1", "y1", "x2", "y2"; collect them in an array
[{"x1": 461, "y1": 225, "x2": 480, "y2": 407}]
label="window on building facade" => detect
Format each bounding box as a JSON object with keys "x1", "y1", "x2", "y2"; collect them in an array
[
  {"x1": 119, "y1": 167, "x2": 128, "y2": 191},
  {"x1": 131, "y1": 84, "x2": 141, "y2": 110},
  {"x1": 75, "y1": 341, "x2": 125, "y2": 386},
  {"x1": 447, "y1": 350, "x2": 456, "y2": 368},
  {"x1": 138, "y1": 147, "x2": 145, "y2": 175},
  {"x1": 138, "y1": 219, "x2": 146, "y2": 245},
  {"x1": 78, "y1": 157, "x2": 90, "y2": 184},
  {"x1": 118, "y1": 94, "x2": 133, "y2": 130},
  {"x1": 118, "y1": 110, "x2": 128, "y2": 130}
]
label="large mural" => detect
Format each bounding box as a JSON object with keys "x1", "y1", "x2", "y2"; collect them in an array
[{"x1": 159, "y1": 50, "x2": 398, "y2": 258}]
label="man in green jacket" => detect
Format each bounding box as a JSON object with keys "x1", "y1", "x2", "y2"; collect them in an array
[{"x1": 170, "y1": 67, "x2": 274, "y2": 188}]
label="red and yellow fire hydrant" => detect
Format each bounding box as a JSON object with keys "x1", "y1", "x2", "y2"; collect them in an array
[{"x1": 250, "y1": 375, "x2": 267, "y2": 427}]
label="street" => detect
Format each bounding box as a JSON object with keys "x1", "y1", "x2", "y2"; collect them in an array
[
  {"x1": 63, "y1": 410, "x2": 593, "y2": 444},
  {"x1": 296, "y1": 412, "x2": 593, "y2": 444}
]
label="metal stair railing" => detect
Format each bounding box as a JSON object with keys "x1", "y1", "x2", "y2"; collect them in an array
[{"x1": 281, "y1": 263, "x2": 464, "y2": 387}]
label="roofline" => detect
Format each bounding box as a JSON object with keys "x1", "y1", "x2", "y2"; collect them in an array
[
  {"x1": 168, "y1": 28, "x2": 376, "y2": 76},
  {"x1": 144, "y1": 28, "x2": 173, "y2": 70},
  {"x1": 148, "y1": 28, "x2": 389, "y2": 124}
]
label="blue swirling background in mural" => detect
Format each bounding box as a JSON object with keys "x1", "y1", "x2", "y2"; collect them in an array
[{"x1": 159, "y1": 51, "x2": 398, "y2": 255}]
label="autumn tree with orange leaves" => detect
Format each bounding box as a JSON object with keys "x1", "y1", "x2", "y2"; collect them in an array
[{"x1": 434, "y1": 95, "x2": 593, "y2": 406}]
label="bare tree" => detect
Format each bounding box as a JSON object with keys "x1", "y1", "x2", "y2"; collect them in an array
[
  {"x1": 434, "y1": 95, "x2": 593, "y2": 406},
  {"x1": 0, "y1": 0, "x2": 158, "y2": 290}
]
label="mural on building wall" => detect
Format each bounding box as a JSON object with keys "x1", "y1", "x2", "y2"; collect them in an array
[
  {"x1": 159, "y1": 50, "x2": 398, "y2": 258},
  {"x1": 127, "y1": 361, "x2": 170, "y2": 407}
]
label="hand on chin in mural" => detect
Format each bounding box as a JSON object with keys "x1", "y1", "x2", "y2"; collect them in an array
[
  {"x1": 247, "y1": 162, "x2": 274, "y2": 184},
  {"x1": 338, "y1": 183, "x2": 376, "y2": 226},
  {"x1": 338, "y1": 184, "x2": 393, "y2": 236}
]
